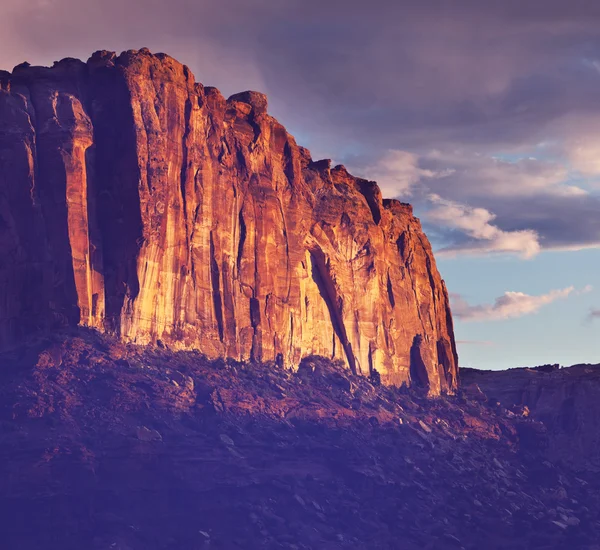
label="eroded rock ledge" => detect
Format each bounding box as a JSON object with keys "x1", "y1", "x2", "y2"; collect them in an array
[{"x1": 0, "y1": 48, "x2": 458, "y2": 393}]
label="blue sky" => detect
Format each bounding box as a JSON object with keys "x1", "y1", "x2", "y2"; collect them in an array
[
  {"x1": 437, "y1": 250, "x2": 599, "y2": 369},
  {"x1": 1, "y1": 0, "x2": 599, "y2": 369}
]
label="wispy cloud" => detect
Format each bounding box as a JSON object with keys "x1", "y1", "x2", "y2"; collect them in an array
[
  {"x1": 451, "y1": 286, "x2": 588, "y2": 322},
  {"x1": 423, "y1": 150, "x2": 588, "y2": 200},
  {"x1": 456, "y1": 340, "x2": 496, "y2": 346}
]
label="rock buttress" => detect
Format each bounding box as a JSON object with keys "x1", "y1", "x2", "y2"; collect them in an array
[{"x1": 0, "y1": 49, "x2": 458, "y2": 393}]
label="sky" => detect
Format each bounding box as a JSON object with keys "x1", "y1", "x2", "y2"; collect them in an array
[{"x1": 1, "y1": 0, "x2": 599, "y2": 369}]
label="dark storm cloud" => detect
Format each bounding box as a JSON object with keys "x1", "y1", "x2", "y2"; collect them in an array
[
  {"x1": 252, "y1": 0, "x2": 600, "y2": 153},
  {"x1": 3, "y1": 0, "x2": 600, "y2": 254},
  {"x1": 5, "y1": 0, "x2": 600, "y2": 151}
]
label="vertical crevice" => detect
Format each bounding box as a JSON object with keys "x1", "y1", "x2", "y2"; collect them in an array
[
  {"x1": 283, "y1": 140, "x2": 295, "y2": 186},
  {"x1": 85, "y1": 144, "x2": 104, "y2": 327},
  {"x1": 235, "y1": 149, "x2": 247, "y2": 175},
  {"x1": 425, "y1": 257, "x2": 437, "y2": 308},
  {"x1": 210, "y1": 231, "x2": 224, "y2": 342},
  {"x1": 26, "y1": 88, "x2": 80, "y2": 327},
  {"x1": 220, "y1": 260, "x2": 237, "y2": 350},
  {"x1": 398, "y1": 230, "x2": 427, "y2": 335},
  {"x1": 236, "y1": 208, "x2": 247, "y2": 274},
  {"x1": 356, "y1": 179, "x2": 381, "y2": 225},
  {"x1": 289, "y1": 313, "x2": 294, "y2": 361},
  {"x1": 88, "y1": 64, "x2": 143, "y2": 334},
  {"x1": 436, "y1": 338, "x2": 453, "y2": 393},
  {"x1": 396, "y1": 232, "x2": 408, "y2": 259},
  {"x1": 386, "y1": 271, "x2": 396, "y2": 309},
  {"x1": 92, "y1": 293, "x2": 99, "y2": 318},
  {"x1": 249, "y1": 180, "x2": 262, "y2": 362},
  {"x1": 309, "y1": 248, "x2": 357, "y2": 375},
  {"x1": 179, "y1": 98, "x2": 192, "y2": 228},
  {"x1": 410, "y1": 334, "x2": 430, "y2": 389},
  {"x1": 277, "y1": 197, "x2": 291, "y2": 302},
  {"x1": 249, "y1": 296, "x2": 261, "y2": 361},
  {"x1": 417, "y1": 230, "x2": 438, "y2": 312},
  {"x1": 249, "y1": 297, "x2": 261, "y2": 329}
]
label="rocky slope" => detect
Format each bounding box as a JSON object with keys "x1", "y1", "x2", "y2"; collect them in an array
[
  {"x1": 462, "y1": 364, "x2": 600, "y2": 471},
  {"x1": 0, "y1": 48, "x2": 457, "y2": 393},
  {"x1": 1, "y1": 330, "x2": 599, "y2": 550}
]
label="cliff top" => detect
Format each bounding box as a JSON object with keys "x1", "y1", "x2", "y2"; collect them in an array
[{"x1": 1, "y1": 47, "x2": 408, "y2": 208}]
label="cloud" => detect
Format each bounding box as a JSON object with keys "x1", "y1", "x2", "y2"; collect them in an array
[
  {"x1": 425, "y1": 194, "x2": 541, "y2": 258},
  {"x1": 451, "y1": 286, "x2": 582, "y2": 322},
  {"x1": 567, "y1": 143, "x2": 600, "y2": 176},
  {"x1": 562, "y1": 136, "x2": 600, "y2": 179},
  {"x1": 456, "y1": 340, "x2": 496, "y2": 346},
  {"x1": 422, "y1": 150, "x2": 588, "y2": 199},
  {"x1": 3, "y1": 0, "x2": 600, "y2": 155},
  {"x1": 357, "y1": 149, "x2": 600, "y2": 256},
  {"x1": 587, "y1": 308, "x2": 600, "y2": 322},
  {"x1": 360, "y1": 150, "x2": 452, "y2": 197}
]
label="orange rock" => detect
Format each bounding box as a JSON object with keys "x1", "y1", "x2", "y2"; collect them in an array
[{"x1": 0, "y1": 49, "x2": 458, "y2": 393}]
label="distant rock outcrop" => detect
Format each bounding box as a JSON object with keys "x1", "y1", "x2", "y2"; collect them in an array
[
  {"x1": 0, "y1": 48, "x2": 458, "y2": 392},
  {"x1": 462, "y1": 364, "x2": 600, "y2": 470}
]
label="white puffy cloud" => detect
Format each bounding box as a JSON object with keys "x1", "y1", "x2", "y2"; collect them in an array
[
  {"x1": 425, "y1": 194, "x2": 541, "y2": 258},
  {"x1": 355, "y1": 148, "x2": 586, "y2": 260},
  {"x1": 356, "y1": 147, "x2": 600, "y2": 257},
  {"x1": 451, "y1": 286, "x2": 580, "y2": 322},
  {"x1": 361, "y1": 150, "x2": 452, "y2": 197}
]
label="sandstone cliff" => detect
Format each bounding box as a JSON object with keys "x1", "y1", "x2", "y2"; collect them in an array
[{"x1": 0, "y1": 48, "x2": 458, "y2": 392}]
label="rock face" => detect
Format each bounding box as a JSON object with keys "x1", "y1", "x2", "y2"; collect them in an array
[
  {"x1": 0, "y1": 49, "x2": 458, "y2": 392},
  {"x1": 462, "y1": 364, "x2": 600, "y2": 470}
]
